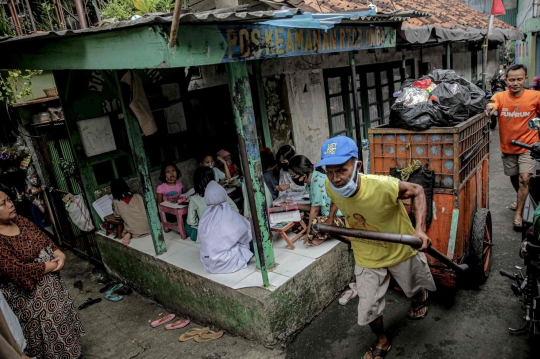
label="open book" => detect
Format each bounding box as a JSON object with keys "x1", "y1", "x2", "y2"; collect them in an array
[
  {"x1": 269, "y1": 210, "x2": 301, "y2": 225},
  {"x1": 272, "y1": 191, "x2": 310, "y2": 206}
]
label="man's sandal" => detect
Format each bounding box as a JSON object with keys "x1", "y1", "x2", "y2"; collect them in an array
[
  {"x1": 408, "y1": 289, "x2": 429, "y2": 320},
  {"x1": 363, "y1": 344, "x2": 392, "y2": 359},
  {"x1": 509, "y1": 202, "x2": 517, "y2": 211}
]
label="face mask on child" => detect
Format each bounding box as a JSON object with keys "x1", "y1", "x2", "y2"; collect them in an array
[
  {"x1": 166, "y1": 177, "x2": 176, "y2": 183},
  {"x1": 207, "y1": 162, "x2": 215, "y2": 169}
]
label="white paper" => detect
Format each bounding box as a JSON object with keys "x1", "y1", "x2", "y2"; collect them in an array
[
  {"x1": 269, "y1": 210, "x2": 301, "y2": 225},
  {"x1": 160, "y1": 201, "x2": 188, "y2": 209},
  {"x1": 272, "y1": 191, "x2": 311, "y2": 206},
  {"x1": 92, "y1": 194, "x2": 114, "y2": 220},
  {"x1": 180, "y1": 188, "x2": 195, "y2": 199},
  {"x1": 77, "y1": 117, "x2": 117, "y2": 157}
]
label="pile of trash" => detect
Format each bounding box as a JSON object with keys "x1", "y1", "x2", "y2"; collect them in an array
[{"x1": 389, "y1": 70, "x2": 487, "y2": 131}]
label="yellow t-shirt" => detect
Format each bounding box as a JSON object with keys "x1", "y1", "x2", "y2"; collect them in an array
[{"x1": 326, "y1": 174, "x2": 417, "y2": 268}]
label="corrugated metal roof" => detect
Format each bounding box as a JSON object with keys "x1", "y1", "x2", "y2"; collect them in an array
[{"x1": 0, "y1": 6, "x2": 416, "y2": 44}]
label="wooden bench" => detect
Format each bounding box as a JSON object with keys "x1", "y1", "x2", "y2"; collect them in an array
[
  {"x1": 103, "y1": 215, "x2": 124, "y2": 239},
  {"x1": 270, "y1": 218, "x2": 307, "y2": 250}
]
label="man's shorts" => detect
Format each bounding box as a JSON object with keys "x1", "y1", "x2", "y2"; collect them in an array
[
  {"x1": 354, "y1": 252, "x2": 436, "y2": 326},
  {"x1": 501, "y1": 151, "x2": 536, "y2": 176}
]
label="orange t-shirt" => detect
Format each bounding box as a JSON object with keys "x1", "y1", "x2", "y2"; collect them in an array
[{"x1": 492, "y1": 89, "x2": 540, "y2": 154}]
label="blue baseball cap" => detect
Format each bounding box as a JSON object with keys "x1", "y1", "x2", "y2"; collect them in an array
[{"x1": 316, "y1": 136, "x2": 359, "y2": 167}]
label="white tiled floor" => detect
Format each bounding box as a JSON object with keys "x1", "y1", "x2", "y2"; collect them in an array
[{"x1": 97, "y1": 227, "x2": 339, "y2": 292}]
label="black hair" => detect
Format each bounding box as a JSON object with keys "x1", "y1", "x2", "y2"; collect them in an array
[
  {"x1": 276, "y1": 145, "x2": 296, "y2": 170},
  {"x1": 288, "y1": 155, "x2": 314, "y2": 176},
  {"x1": 0, "y1": 183, "x2": 14, "y2": 200},
  {"x1": 193, "y1": 166, "x2": 215, "y2": 196},
  {"x1": 507, "y1": 64, "x2": 527, "y2": 76},
  {"x1": 159, "y1": 162, "x2": 181, "y2": 183},
  {"x1": 198, "y1": 154, "x2": 214, "y2": 165},
  {"x1": 110, "y1": 178, "x2": 132, "y2": 200},
  {"x1": 260, "y1": 150, "x2": 277, "y2": 170}
]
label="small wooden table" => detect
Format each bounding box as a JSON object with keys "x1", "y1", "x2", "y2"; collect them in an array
[
  {"x1": 103, "y1": 215, "x2": 124, "y2": 239},
  {"x1": 158, "y1": 203, "x2": 188, "y2": 239},
  {"x1": 270, "y1": 218, "x2": 307, "y2": 250}
]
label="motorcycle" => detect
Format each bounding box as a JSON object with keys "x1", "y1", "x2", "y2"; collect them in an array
[
  {"x1": 476, "y1": 75, "x2": 506, "y2": 130},
  {"x1": 500, "y1": 117, "x2": 540, "y2": 337}
]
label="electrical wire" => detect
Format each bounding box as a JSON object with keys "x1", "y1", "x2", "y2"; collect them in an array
[{"x1": 301, "y1": 54, "x2": 324, "y2": 66}]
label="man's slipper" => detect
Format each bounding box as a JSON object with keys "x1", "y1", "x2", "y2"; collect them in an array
[
  {"x1": 115, "y1": 286, "x2": 133, "y2": 295},
  {"x1": 151, "y1": 313, "x2": 175, "y2": 328},
  {"x1": 105, "y1": 292, "x2": 123, "y2": 302},
  {"x1": 408, "y1": 290, "x2": 429, "y2": 320},
  {"x1": 179, "y1": 327, "x2": 210, "y2": 342},
  {"x1": 105, "y1": 283, "x2": 123, "y2": 296},
  {"x1": 78, "y1": 298, "x2": 102, "y2": 310},
  {"x1": 514, "y1": 219, "x2": 523, "y2": 231},
  {"x1": 363, "y1": 344, "x2": 392, "y2": 359},
  {"x1": 338, "y1": 289, "x2": 357, "y2": 305},
  {"x1": 99, "y1": 281, "x2": 117, "y2": 293},
  {"x1": 165, "y1": 319, "x2": 190, "y2": 330},
  {"x1": 510, "y1": 202, "x2": 517, "y2": 211},
  {"x1": 193, "y1": 330, "x2": 224, "y2": 343}
]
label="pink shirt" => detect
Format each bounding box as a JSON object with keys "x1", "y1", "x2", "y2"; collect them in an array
[{"x1": 157, "y1": 181, "x2": 184, "y2": 202}]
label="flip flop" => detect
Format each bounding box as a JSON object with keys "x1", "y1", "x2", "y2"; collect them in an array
[
  {"x1": 105, "y1": 292, "x2": 123, "y2": 302},
  {"x1": 78, "y1": 298, "x2": 102, "y2": 310},
  {"x1": 99, "y1": 281, "x2": 117, "y2": 293},
  {"x1": 509, "y1": 202, "x2": 517, "y2": 211},
  {"x1": 179, "y1": 327, "x2": 210, "y2": 342},
  {"x1": 408, "y1": 290, "x2": 429, "y2": 320},
  {"x1": 193, "y1": 330, "x2": 224, "y2": 343},
  {"x1": 105, "y1": 283, "x2": 123, "y2": 296},
  {"x1": 165, "y1": 318, "x2": 190, "y2": 330},
  {"x1": 514, "y1": 219, "x2": 523, "y2": 231},
  {"x1": 363, "y1": 344, "x2": 392, "y2": 359},
  {"x1": 115, "y1": 286, "x2": 133, "y2": 295},
  {"x1": 338, "y1": 289, "x2": 357, "y2": 305},
  {"x1": 151, "y1": 313, "x2": 175, "y2": 328}
]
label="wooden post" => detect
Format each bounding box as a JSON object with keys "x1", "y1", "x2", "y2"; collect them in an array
[
  {"x1": 114, "y1": 70, "x2": 166, "y2": 256},
  {"x1": 225, "y1": 62, "x2": 274, "y2": 286},
  {"x1": 349, "y1": 51, "x2": 363, "y2": 163},
  {"x1": 253, "y1": 60, "x2": 272, "y2": 149}
]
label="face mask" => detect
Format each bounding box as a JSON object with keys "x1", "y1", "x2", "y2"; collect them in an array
[
  {"x1": 206, "y1": 162, "x2": 215, "y2": 169},
  {"x1": 166, "y1": 177, "x2": 176, "y2": 183},
  {"x1": 292, "y1": 174, "x2": 305, "y2": 186},
  {"x1": 330, "y1": 161, "x2": 359, "y2": 198}
]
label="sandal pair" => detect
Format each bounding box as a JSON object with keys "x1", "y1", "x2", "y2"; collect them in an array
[
  {"x1": 151, "y1": 313, "x2": 190, "y2": 330},
  {"x1": 179, "y1": 327, "x2": 224, "y2": 342}
]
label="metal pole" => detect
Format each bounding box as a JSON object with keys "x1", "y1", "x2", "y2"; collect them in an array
[
  {"x1": 313, "y1": 224, "x2": 469, "y2": 273},
  {"x1": 226, "y1": 61, "x2": 275, "y2": 285},
  {"x1": 23, "y1": 0, "x2": 36, "y2": 33},
  {"x1": 168, "y1": 0, "x2": 184, "y2": 47},
  {"x1": 446, "y1": 42, "x2": 451, "y2": 69},
  {"x1": 482, "y1": 36, "x2": 488, "y2": 91},
  {"x1": 8, "y1": 0, "x2": 22, "y2": 36},
  {"x1": 74, "y1": 0, "x2": 88, "y2": 29},
  {"x1": 349, "y1": 51, "x2": 364, "y2": 164}
]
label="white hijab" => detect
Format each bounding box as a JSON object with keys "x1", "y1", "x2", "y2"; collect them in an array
[{"x1": 199, "y1": 181, "x2": 253, "y2": 274}]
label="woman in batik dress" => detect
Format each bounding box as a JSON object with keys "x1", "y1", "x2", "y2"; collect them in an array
[{"x1": 0, "y1": 191, "x2": 84, "y2": 359}]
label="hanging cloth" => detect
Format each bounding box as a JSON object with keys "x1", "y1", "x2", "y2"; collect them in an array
[{"x1": 120, "y1": 71, "x2": 158, "y2": 136}]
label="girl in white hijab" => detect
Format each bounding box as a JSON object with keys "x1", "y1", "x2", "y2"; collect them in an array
[{"x1": 199, "y1": 181, "x2": 254, "y2": 273}]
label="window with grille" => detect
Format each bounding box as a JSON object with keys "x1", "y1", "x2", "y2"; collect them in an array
[{"x1": 323, "y1": 60, "x2": 415, "y2": 139}]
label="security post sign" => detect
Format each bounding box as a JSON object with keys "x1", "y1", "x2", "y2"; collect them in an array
[{"x1": 219, "y1": 25, "x2": 396, "y2": 62}]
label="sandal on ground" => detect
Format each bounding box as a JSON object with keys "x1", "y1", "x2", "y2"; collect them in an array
[
  {"x1": 151, "y1": 313, "x2": 175, "y2": 328},
  {"x1": 99, "y1": 281, "x2": 117, "y2": 293},
  {"x1": 193, "y1": 330, "x2": 224, "y2": 343},
  {"x1": 165, "y1": 318, "x2": 190, "y2": 330},
  {"x1": 338, "y1": 289, "x2": 357, "y2": 305},
  {"x1": 179, "y1": 327, "x2": 210, "y2": 342},
  {"x1": 363, "y1": 343, "x2": 392, "y2": 359},
  {"x1": 509, "y1": 202, "x2": 517, "y2": 211},
  {"x1": 408, "y1": 289, "x2": 429, "y2": 320},
  {"x1": 115, "y1": 286, "x2": 133, "y2": 295},
  {"x1": 105, "y1": 284, "x2": 124, "y2": 302},
  {"x1": 78, "y1": 298, "x2": 102, "y2": 310},
  {"x1": 514, "y1": 219, "x2": 523, "y2": 231}
]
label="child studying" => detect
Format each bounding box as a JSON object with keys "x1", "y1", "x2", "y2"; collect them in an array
[
  {"x1": 156, "y1": 162, "x2": 184, "y2": 203},
  {"x1": 199, "y1": 154, "x2": 230, "y2": 184},
  {"x1": 110, "y1": 179, "x2": 150, "y2": 246}
]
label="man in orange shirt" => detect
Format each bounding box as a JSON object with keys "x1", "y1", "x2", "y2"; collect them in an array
[{"x1": 488, "y1": 64, "x2": 540, "y2": 230}]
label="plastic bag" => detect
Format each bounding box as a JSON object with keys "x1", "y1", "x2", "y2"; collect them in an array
[
  {"x1": 413, "y1": 79, "x2": 437, "y2": 93},
  {"x1": 65, "y1": 194, "x2": 95, "y2": 232},
  {"x1": 395, "y1": 87, "x2": 429, "y2": 106},
  {"x1": 389, "y1": 99, "x2": 451, "y2": 130},
  {"x1": 428, "y1": 69, "x2": 460, "y2": 83},
  {"x1": 457, "y1": 78, "x2": 487, "y2": 117},
  {"x1": 431, "y1": 82, "x2": 471, "y2": 125}
]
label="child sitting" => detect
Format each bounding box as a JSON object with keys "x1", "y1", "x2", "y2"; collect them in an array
[
  {"x1": 156, "y1": 162, "x2": 184, "y2": 203},
  {"x1": 199, "y1": 154, "x2": 230, "y2": 184},
  {"x1": 199, "y1": 181, "x2": 253, "y2": 274},
  {"x1": 110, "y1": 179, "x2": 150, "y2": 246},
  {"x1": 186, "y1": 167, "x2": 238, "y2": 241},
  {"x1": 216, "y1": 149, "x2": 239, "y2": 178}
]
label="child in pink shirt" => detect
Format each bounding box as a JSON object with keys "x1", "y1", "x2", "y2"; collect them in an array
[{"x1": 156, "y1": 162, "x2": 184, "y2": 203}]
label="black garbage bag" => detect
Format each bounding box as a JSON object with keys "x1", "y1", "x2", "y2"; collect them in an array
[
  {"x1": 457, "y1": 78, "x2": 487, "y2": 117},
  {"x1": 431, "y1": 82, "x2": 471, "y2": 125},
  {"x1": 428, "y1": 69, "x2": 460, "y2": 83},
  {"x1": 389, "y1": 99, "x2": 451, "y2": 130}
]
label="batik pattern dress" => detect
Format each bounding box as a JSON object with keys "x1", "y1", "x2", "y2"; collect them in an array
[{"x1": 0, "y1": 216, "x2": 85, "y2": 359}]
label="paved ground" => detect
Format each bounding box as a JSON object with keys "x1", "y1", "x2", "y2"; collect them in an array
[{"x1": 62, "y1": 129, "x2": 539, "y2": 359}]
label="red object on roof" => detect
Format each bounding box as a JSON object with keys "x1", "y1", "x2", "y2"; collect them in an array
[{"x1": 491, "y1": 0, "x2": 506, "y2": 15}]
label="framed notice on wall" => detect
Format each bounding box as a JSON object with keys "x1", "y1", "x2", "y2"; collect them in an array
[{"x1": 77, "y1": 116, "x2": 117, "y2": 157}]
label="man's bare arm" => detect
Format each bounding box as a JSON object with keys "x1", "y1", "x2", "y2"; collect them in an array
[{"x1": 398, "y1": 181, "x2": 431, "y2": 251}]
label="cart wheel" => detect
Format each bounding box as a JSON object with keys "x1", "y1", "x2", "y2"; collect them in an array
[
  {"x1": 490, "y1": 114, "x2": 498, "y2": 130},
  {"x1": 468, "y1": 208, "x2": 493, "y2": 284}
]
